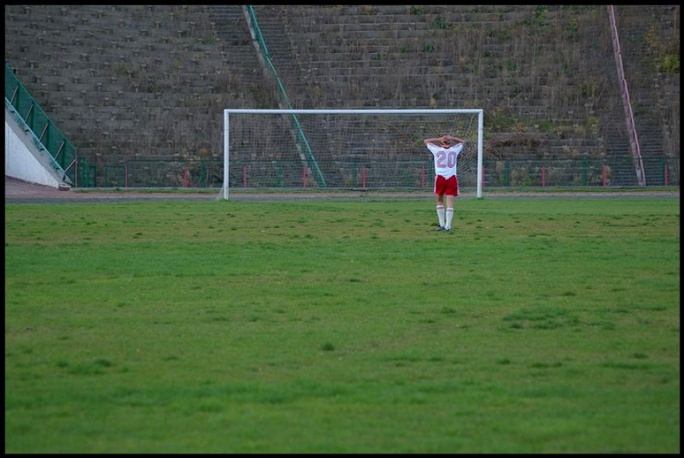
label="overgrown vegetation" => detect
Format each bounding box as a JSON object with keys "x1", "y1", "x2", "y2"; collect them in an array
[{"x1": 644, "y1": 24, "x2": 680, "y2": 73}]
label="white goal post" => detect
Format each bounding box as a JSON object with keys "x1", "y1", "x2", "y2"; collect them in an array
[{"x1": 220, "y1": 108, "x2": 484, "y2": 200}]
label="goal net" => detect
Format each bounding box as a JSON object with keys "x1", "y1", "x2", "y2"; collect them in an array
[{"x1": 219, "y1": 109, "x2": 483, "y2": 199}]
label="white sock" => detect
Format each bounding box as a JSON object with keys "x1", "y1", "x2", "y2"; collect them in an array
[
  {"x1": 436, "y1": 205, "x2": 445, "y2": 227},
  {"x1": 445, "y1": 208, "x2": 454, "y2": 229}
]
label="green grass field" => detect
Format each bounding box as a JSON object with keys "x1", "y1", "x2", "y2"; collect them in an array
[{"x1": 4, "y1": 196, "x2": 680, "y2": 453}]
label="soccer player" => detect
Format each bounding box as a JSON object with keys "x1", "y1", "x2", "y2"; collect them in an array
[{"x1": 423, "y1": 134, "x2": 465, "y2": 231}]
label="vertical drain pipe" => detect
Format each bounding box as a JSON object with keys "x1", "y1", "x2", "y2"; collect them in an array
[{"x1": 607, "y1": 5, "x2": 646, "y2": 186}]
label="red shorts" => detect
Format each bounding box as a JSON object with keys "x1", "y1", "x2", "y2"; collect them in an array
[{"x1": 434, "y1": 175, "x2": 459, "y2": 196}]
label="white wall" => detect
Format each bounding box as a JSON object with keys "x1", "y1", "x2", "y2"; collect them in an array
[{"x1": 5, "y1": 104, "x2": 70, "y2": 189}]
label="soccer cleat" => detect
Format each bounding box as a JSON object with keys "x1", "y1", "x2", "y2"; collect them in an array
[
  {"x1": 444, "y1": 227, "x2": 452, "y2": 231},
  {"x1": 435, "y1": 226, "x2": 446, "y2": 231}
]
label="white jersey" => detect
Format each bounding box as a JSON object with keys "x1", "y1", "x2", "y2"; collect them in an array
[{"x1": 426, "y1": 142, "x2": 464, "y2": 179}]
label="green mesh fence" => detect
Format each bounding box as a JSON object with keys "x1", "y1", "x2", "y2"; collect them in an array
[{"x1": 95, "y1": 156, "x2": 674, "y2": 189}]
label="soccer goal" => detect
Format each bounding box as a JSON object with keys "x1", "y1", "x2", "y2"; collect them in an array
[{"x1": 219, "y1": 108, "x2": 484, "y2": 199}]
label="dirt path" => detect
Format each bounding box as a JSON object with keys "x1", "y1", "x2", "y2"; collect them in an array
[{"x1": 5, "y1": 176, "x2": 679, "y2": 203}]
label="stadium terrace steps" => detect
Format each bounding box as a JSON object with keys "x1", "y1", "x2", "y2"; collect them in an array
[
  {"x1": 6, "y1": 5, "x2": 273, "y2": 168},
  {"x1": 4, "y1": 4, "x2": 678, "y2": 185}
]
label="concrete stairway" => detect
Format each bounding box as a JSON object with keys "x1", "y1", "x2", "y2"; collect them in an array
[
  {"x1": 5, "y1": 5, "x2": 679, "y2": 186},
  {"x1": 5, "y1": 5, "x2": 274, "y2": 184},
  {"x1": 250, "y1": 4, "x2": 677, "y2": 171}
]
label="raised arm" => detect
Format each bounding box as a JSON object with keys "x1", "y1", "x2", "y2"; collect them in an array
[
  {"x1": 443, "y1": 135, "x2": 465, "y2": 145},
  {"x1": 424, "y1": 136, "x2": 445, "y2": 146},
  {"x1": 424, "y1": 135, "x2": 464, "y2": 147}
]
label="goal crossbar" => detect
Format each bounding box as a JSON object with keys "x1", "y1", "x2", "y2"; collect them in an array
[{"x1": 222, "y1": 108, "x2": 484, "y2": 199}]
